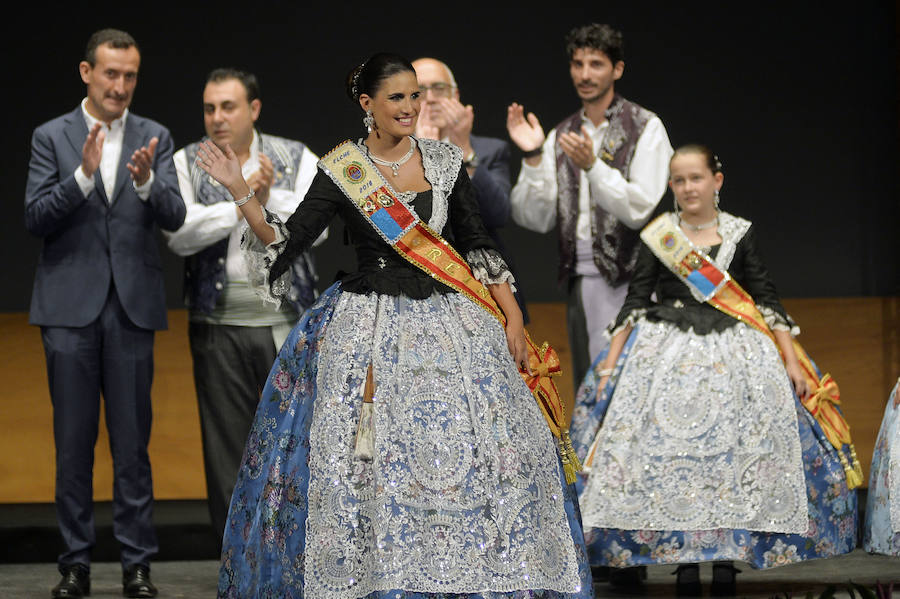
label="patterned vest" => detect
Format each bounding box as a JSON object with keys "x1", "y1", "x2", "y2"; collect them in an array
[
  {"x1": 555, "y1": 94, "x2": 654, "y2": 286},
  {"x1": 182, "y1": 132, "x2": 317, "y2": 315}
]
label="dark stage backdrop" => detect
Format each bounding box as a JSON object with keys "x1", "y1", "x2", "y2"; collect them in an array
[{"x1": 4, "y1": 2, "x2": 897, "y2": 312}]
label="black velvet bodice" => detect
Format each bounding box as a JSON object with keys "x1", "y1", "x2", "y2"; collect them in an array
[
  {"x1": 270, "y1": 165, "x2": 497, "y2": 299},
  {"x1": 612, "y1": 224, "x2": 791, "y2": 334}
]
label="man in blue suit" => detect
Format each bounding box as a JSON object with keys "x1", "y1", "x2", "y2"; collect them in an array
[
  {"x1": 24, "y1": 28, "x2": 185, "y2": 599},
  {"x1": 412, "y1": 57, "x2": 528, "y2": 322}
]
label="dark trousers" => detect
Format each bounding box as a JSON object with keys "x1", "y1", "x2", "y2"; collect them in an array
[
  {"x1": 566, "y1": 276, "x2": 592, "y2": 391},
  {"x1": 188, "y1": 322, "x2": 277, "y2": 550},
  {"x1": 41, "y1": 287, "x2": 157, "y2": 570}
]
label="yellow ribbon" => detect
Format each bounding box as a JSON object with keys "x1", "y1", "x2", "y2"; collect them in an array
[
  {"x1": 524, "y1": 342, "x2": 561, "y2": 390},
  {"x1": 796, "y1": 369, "x2": 863, "y2": 488},
  {"x1": 520, "y1": 338, "x2": 581, "y2": 484},
  {"x1": 801, "y1": 373, "x2": 847, "y2": 447}
]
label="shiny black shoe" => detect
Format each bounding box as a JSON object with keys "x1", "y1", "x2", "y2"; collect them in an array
[
  {"x1": 122, "y1": 564, "x2": 157, "y2": 598},
  {"x1": 672, "y1": 563, "x2": 701, "y2": 597},
  {"x1": 710, "y1": 560, "x2": 741, "y2": 597},
  {"x1": 52, "y1": 564, "x2": 90, "y2": 598}
]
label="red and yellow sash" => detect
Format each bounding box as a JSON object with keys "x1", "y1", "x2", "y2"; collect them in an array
[
  {"x1": 640, "y1": 214, "x2": 863, "y2": 488},
  {"x1": 321, "y1": 140, "x2": 581, "y2": 483}
]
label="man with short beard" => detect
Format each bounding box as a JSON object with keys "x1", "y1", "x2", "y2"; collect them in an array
[{"x1": 507, "y1": 23, "x2": 673, "y2": 392}]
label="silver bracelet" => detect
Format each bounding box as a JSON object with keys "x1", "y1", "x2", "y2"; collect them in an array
[
  {"x1": 234, "y1": 189, "x2": 255, "y2": 207},
  {"x1": 596, "y1": 367, "x2": 614, "y2": 377}
]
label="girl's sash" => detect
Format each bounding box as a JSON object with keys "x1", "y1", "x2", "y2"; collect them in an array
[
  {"x1": 639, "y1": 214, "x2": 864, "y2": 488},
  {"x1": 320, "y1": 140, "x2": 581, "y2": 483}
]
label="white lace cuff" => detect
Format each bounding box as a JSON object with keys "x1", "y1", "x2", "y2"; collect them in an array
[
  {"x1": 466, "y1": 248, "x2": 516, "y2": 292},
  {"x1": 757, "y1": 304, "x2": 801, "y2": 337},
  {"x1": 605, "y1": 308, "x2": 647, "y2": 340},
  {"x1": 240, "y1": 205, "x2": 291, "y2": 308}
]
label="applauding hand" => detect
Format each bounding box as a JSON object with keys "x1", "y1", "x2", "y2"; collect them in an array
[
  {"x1": 506, "y1": 102, "x2": 545, "y2": 155},
  {"x1": 246, "y1": 153, "x2": 274, "y2": 206},
  {"x1": 416, "y1": 102, "x2": 441, "y2": 140},
  {"x1": 195, "y1": 140, "x2": 250, "y2": 199},
  {"x1": 127, "y1": 137, "x2": 159, "y2": 186},
  {"x1": 438, "y1": 97, "x2": 474, "y2": 148},
  {"x1": 81, "y1": 123, "x2": 105, "y2": 178},
  {"x1": 558, "y1": 126, "x2": 597, "y2": 171}
]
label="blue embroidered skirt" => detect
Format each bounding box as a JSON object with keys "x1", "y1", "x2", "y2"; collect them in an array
[
  {"x1": 569, "y1": 321, "x2": 857, "y2": 569},
  {"x1": 863, "y1": 379, "x2": 900, "y2": 556},
  {"x1": 217, "y1": 283, "x2": 593, "y2": 598}
]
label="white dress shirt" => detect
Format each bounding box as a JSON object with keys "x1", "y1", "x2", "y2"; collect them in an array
[
  {"x1": 165, "y1": 130, "x2": 321, "y2": 283},
  {"x1": 74, "y1": 98, "x2": 153, "y2": 202},
  {"x1": 511, "y1": 112, "x2": 673, "y2": 236}
]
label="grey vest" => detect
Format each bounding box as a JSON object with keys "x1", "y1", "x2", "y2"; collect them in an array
[
  {"x1": 555, "y1": 94, "x2": 654, "y2": 286},
  {"x1": 182, "y1": 132, "x2": 317, "y2": 314}
]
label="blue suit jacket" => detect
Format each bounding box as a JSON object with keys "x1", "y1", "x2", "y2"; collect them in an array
[
  {"x1": 469, "y1": 134, "x2": 512, "y2": 245},
  {"x1": 468, "y1": 134, "x2": 530, "y2": 321},
  {"x1": 25, "y1": 106, "x2": 186, "y2": 330}
]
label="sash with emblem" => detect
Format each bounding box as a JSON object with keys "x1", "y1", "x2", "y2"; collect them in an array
[
  {"x1": 319, "y1": 140, "x2": 581, "y2": 483},
  {"x1": 638, "y1": 214, "x2": 863, "y2": 488}
]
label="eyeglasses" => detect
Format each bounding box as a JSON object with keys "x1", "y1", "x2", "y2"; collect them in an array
[{"x1": 418, "y1": 82, "x2": 456, "y2": 98}]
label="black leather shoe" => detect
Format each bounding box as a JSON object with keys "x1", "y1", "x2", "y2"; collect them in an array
[
  {"x1": 52, "y1": 563, "x2": 90, "y2": 598},
  {"x1": 122, "y1": 564, "x2": 157, "y2": 598},
  {"x1": 609, "y1": 565, "x2": 647, "y2": 588},
  {"x1": 672, "y1": 563, "x2": 702, "y2": 597},
  {"x1": 591, "y1": 565, "x2": 611, "y2": 582},
  {"x1": 710, "y1": 560, "x2": 741, "y2": 597}
]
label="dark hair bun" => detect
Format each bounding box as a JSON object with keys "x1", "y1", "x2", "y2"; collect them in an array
[{"x1": 344, "y1": 53, "x2": 416, "y2": 106}]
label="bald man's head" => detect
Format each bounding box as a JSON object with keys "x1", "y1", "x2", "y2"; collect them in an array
[{"x1": 412, "y1": 57, "x2": 458, "y2": 89}]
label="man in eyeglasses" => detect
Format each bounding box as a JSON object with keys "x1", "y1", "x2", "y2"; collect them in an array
[{"x1": 412, "y1": 56, "x2": 528, "y2": 322}]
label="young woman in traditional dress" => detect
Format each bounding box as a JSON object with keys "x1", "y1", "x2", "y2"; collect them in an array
[{"x1": 195, "y1": 52, "x2": 593, "y2": 599}]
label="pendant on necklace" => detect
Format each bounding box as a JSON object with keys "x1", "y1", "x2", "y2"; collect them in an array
[
  {"x1": 366, "y1": 137, "x2": 416, "y2": 177},
  {"x1": 680, "y1": 216, "x2": 718, "y2": 231}
]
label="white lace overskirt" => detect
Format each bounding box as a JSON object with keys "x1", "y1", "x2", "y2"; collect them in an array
[
  {"x1": 303, "y1": 291, "x2": 581, "y2": 598},
  {"x1": 580, "y1": 319, "x2": 809, "y2": 533}
]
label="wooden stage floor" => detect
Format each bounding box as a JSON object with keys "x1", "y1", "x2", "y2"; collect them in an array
[
  {"x1": 2, "y1": 549, "x2": 900, "y2": 598},
  {"x1": 0, "y1": 297, "x2": 897, "y2": 503}
]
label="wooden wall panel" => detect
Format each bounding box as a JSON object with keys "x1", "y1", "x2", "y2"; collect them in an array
[
  {"x1": 0, "y1": 311, "x2": 205, "y2": 503},
  {"x1": 781, "y1": 297, "x2": 900, "y2": 481},
  {"x1": 1, "y1": 297, "x2": 897, "y2": 503}
]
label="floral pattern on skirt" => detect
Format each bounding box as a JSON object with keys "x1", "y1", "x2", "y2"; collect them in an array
[
  {"x1": 569, "y1": 321, "x2": 857, "y2": 569},
  {"x1": 863, "y1": 379, "x2": 900, "y2": 556},
  {"x1": 217, "y1": 283, "x2": 594, "y2": 598}
]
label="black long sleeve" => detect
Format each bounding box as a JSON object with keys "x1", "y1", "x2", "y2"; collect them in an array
[
  {"x1": 272, "y1": 164, "x2": 498, "y2": 299},
  {"x1": 608, "y1": 224, "x2": 794, "y2": 335}
]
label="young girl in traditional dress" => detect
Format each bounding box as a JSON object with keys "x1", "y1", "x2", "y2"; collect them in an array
[{"x1": 570, "y1": 145, "x2": 858, "y2": 596}]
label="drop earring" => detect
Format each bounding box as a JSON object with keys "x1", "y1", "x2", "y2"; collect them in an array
[
  {"x1": 714, "y1": 189, "x2": 721, "y2": 212},
  {"x1": 363, "y1": 109, "x2": 374, "y2": 134}
]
